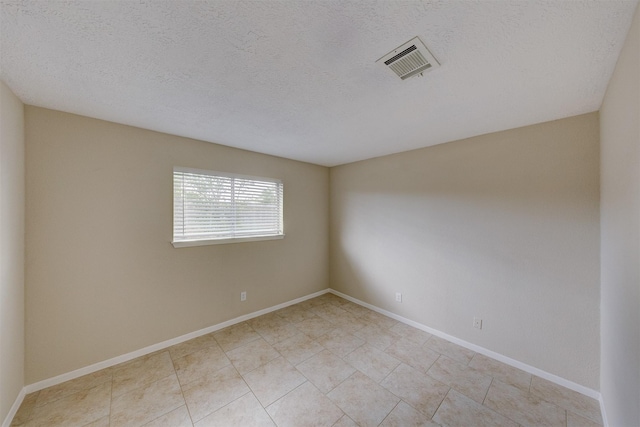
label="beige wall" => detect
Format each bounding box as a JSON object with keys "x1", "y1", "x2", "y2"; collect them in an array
[
  {"x1": 600, "y1": 3, "x2": 640, "y2": 426},
  {"x1": 24, "y1": 107, "x2": 329, "y2": 383},
  {"x1": 0, "y1": 81, "x2": 25, "y2": 422},
  {"x1": 330, "y1": 113, "x2": 601, "y2": 389}
]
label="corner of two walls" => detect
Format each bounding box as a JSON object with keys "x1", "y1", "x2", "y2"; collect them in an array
[
  {"x1": 599, "y1": 2, "x2": 640, "y2": 426},
  {"x1": 24, "y1": 107, "x2": 329, "y2": 384},
  {"x1": 329, "y1": 113, "x2": 601, "y2": 390},
  {"x1": 0, "y1": 81, "x2": 25, "y2": 424}
]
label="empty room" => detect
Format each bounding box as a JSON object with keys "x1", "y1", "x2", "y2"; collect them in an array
[{"x1": 1, "y1": 1, "x2": 638, "y2": 426}]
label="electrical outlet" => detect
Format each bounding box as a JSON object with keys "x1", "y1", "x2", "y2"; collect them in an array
[
  {"x1": 241, "y1": 291, "x2": 247, "y2": 302},
  {"x1": 395, "y1": 292, "x2": 402, "y2": 303},
  {"x1": 473, "y1": 317, "x2": 482, "y2": 329}
]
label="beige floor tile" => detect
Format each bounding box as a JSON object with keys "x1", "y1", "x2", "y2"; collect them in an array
[
  {"x1": 83, "y1": 416, "x2": 110, "y2": 427},
  {"x1": 315, "y1": 293, "x2": 349, "y2": 307},
  {"x1": 213, "y1": 323, "x2": 261, "y2": 352},
  {"x1": 300, "y1": 294, "x2": 328, "y2": 308},
  {"x1": 316, "y1": 328, "x2": 365, "y2": 357},
  {"x1": 248, "y1": 312, "x2": 289, "y2": 330},
  {"x1": 173, "y1": 345, "x2": 231, "y2": 386},
  {"x1": 344, "y1": 343, "x2": 401, "y2": 383},
  {"x1": 468, "y1": 353, "x2": 532, "y2": 392},
  {"x1": 326, "y1": 311, "x2": 370, "y2": 334},
  {"x1": 433, "y1": 389, "x2": 518, "y2": 427},
  {"x1": 311, "y1": 303, "x2": 351, "y2": 324},
  {"x1": 110, "y1": 374, "x2": 184, "y2": 427},
  {"x1": 272, "y1": 333, "x2": 324, "y2": 365},
  {"x1": 26, "y1": 382, "x2": 111, "y2": 427},
  {"x1": 274, "y1": 305, "x2": 317, "y2": 323},
  {"x1": 530, "y1": 376, "x2": 602, "y2": 424},
  {"x1": 389, "y1": 323, "x2": 433, "y2": 345},
  {"x1": 380, "y1": 363, "x2": 449, "y2": 418},
  {"x1": 567, "y1": 411, "x2": 603, "y2": 427},
  {"x1": 424, "y1": 336, "x2": 475, "y2": 365},
  {"x1": 332, "y1": 415, "x2": 358, "y2": 427},
  {"x1": 385, "y1": 338, "x2": 440, "y2": 373},
  {"x1": 427, "y1": 356, "x2": 493, "y2": 403},
  {"x1": 112, "y1": 351, "x2": 175, "y2": 397},
  {"x1": 485, "y1": 379, "x2": 566, "y2": 427},
  {"x1": 297, "y1": 297, "x2": 326, "y2": 309},
  {"x1": 267, "y1": 381, "x2": 344, "y2": 427},
  {"x1": 242, "y1": 356, "x2": 306, "y2": 406},
  {"x1": 327, "y1": 371, "x2": 400, "y2": 427},
  {"x1": 340, "y1": 302, "x2": 373, "y2": 318},
  {"x1": 10, "y1": 391, "x2": 39, "y2": 426},
  {"x1": 143, "y1": 405, "x2": 192, "y2": 427},
  {"x1": 226, "y1": 338, "x2": 280, "y2": 374},
  {"x1": 168, "y1": 333, "x2": 218, "y2": 361},
  {"x1": 294, "y1": 317, "x2": 336, "y2": 339},
  {"x1": 353, "y1": 324, "x2": 400, "y2": 351},
  {"x1": 248, "y1": 313, "x2": 300, "y2": 344},
  {"x1": 361, "y1": 310, "x2": 399, "y2": 329},
  {"x1": 296, "y1": 350, "x2": 356, "y2": 393},
  {"x1": 194, "y1": 393, "x2": 275, "y2": 427},
  {"x1": 36, "y1": 369, "x2": 112, "y2": 407},
  {"x1": 255, "y1": 322, "x2": 301, "y2": 345},
  {"x1": 182, "y1": 365, "x2": 249, "y2": 422},
  {"x1": 380, "y1": 401, "x2": 441, "y2": 427}
]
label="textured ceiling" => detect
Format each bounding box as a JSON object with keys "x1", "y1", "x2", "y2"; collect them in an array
[{"x1": 1, "y1": 1, "x2": 637, "y2": 166}]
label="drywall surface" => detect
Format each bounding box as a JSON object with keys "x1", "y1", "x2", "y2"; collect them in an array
[
  {"x1": 330, "y1": 113, "x2": 600, "y2": 389},
  {"x1": 599, "y1": 3, "x2": 640, "y2": 426},
  {"x1": 24, "y1": 107, "x2": 329, "y2": 383},
  {"x1": 0, "y1": 81, "x2": 25, "y2": 422}
]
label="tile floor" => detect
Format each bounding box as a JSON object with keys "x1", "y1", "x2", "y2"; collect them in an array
[{"x1": 11, "y1": 294, "x2": 603, "y2": 427}]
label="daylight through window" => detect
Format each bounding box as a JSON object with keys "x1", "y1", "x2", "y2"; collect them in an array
[{"x1": 173, "y1": 167, "x2": 283, "y2": 247}]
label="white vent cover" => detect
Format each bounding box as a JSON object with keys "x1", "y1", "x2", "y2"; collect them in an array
[{"x1": 376, "y1": 36, "x2": 440, "y2": 80}]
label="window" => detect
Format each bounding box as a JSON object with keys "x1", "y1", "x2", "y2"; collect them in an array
[{"x1": 172, "y1": 167, "x2": 283, "y2": 247}]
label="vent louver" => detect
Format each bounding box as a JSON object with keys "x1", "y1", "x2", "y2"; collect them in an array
[{"x1": 377, "y1": 37, "x2": 439, "y2": 80}]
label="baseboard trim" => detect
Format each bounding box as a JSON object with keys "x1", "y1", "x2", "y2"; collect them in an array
[
  {"x1": 2, "y1": 387, "x2": 26, "y2": 427},
  {"x1": 599, "y1": 395, "x2": 609, "y2": 427},
  {"x1": 24, "y1": 289, "x2": 329, "y2": 394},
  {"x1": 20, "y1": 287, "x2": 602, "y2": 414},
  {"x1": 328, "y1": 288, "x2": 602, "y2": 401}
]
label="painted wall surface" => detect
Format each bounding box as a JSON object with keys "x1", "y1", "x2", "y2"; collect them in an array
[
  {"x1": 0, "y1": 81, "x2": 25, "y2": 422},
  {"x1": 600, "y1": 3, "x2": 640, "y2": 426},
  {"x1": 24, "y1": 107, "x2": 329, "y2": 383},
  {"x1": 330, "y1": 113, "x2": 600, "y2": 389}
]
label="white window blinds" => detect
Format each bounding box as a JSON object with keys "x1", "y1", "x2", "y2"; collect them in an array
[{"x1": 173, "y1": 167, "x2": 283, "y2": 245}]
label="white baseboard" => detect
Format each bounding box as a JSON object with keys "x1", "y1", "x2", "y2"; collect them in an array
[
  {"x1": 599, "y1": 396, "x2": 609, "y2": 427},
  {"x1": 13, "y1": 286, "x2": 605, "y2": 425},
  {"x1": 2, "y1": 387, "x2": 26, "y2": 427},
  {"x1": 328, "y1": 288, "x2": 602, "y2": 402},
  {"x1": 23, "y1": 289, "x2": 329, "y2": 394}
]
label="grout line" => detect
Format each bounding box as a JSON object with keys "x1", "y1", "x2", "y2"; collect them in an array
[
  {"x1": 430, "y1": 386, "x2": 452, "y2": 421},
  {"x1": 174, "y1": 361, "x2": 195, "y2": 427},
  {"x1": 482, "y1": 377, "x2": 494, "y2": 405},
  {"x1": 379, "y1": 400, "x2": 402, "y2": 425}
]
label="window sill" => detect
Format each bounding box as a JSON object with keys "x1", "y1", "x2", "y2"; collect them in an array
[{"x1": 172, "y1": 234, "x2": 285, "y2": 248}]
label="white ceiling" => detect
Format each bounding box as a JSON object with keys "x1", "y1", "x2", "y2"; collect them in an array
[{"x1": 1, "y1": 1, "x2": 637, "y2": 166}]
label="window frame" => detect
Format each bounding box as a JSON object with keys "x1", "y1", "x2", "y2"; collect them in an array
[{"x1": 172, "y1": 167, "x2": 284, "y2": 248}]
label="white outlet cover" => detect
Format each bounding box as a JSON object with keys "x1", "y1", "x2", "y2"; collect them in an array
[
  {"x1": 473, "y1": 317, "x2": 482, "y2": 329},
  {"x1": 395, "y1": 293, "x2": 402, "y2": 302}
]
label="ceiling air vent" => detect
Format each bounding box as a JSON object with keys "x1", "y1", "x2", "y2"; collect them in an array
[{"x1": 376, "y1": 36, "x2": 440, "y2": 80}]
